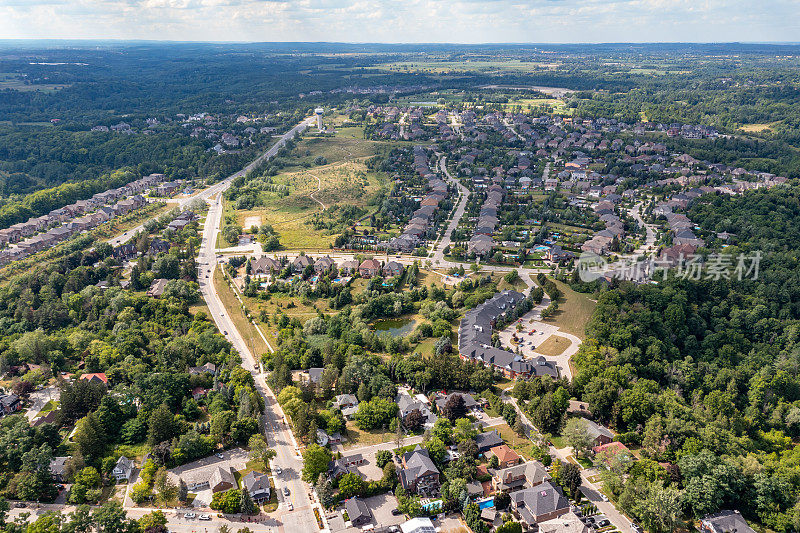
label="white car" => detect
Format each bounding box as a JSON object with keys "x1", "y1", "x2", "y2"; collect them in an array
[
  {"x1": 275, "y1": 466, "x2": 282, "y2": 475},
  {"x1": 286, "y1": 503, "x2": 293, "y2": 511},
  {"x1": 216, "y1": 452, "x2": 224, "y2": 459},
  {"x1": 184, "y1": 513, "x2": 196, "y2": 519},
  {"x1": 199, "y1": 515, "x2": 211, "y2": 521}
]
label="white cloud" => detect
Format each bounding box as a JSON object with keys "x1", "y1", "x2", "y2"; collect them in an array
[{"x1": 0, "y1": 0, "x2": 797, "y2": 42}]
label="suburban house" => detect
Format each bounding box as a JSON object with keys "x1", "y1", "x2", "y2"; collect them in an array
[
  {"x1": 345, "y1": 497, "x2": 372, "y2": 527},
  {"x1": 49, "y1": 456, "x2": 71, "y2": 482},
  {"x1": 510, "y1": 481, "x2": 570, "y2": 527},
  {"x1": 148, "y1": 239, "x2": 170, "y2": 256},
  {"x1": 700, "y1": 510, "x2": 755, "y2": 533},
  {"x1": 0, "y1": 393, "x2": 22, "y2": 416},
  {"x1": 147, "y1": 278, "x2": 169, "y2": 298},
  {"x1": 210, "y1": 466, "x2": 236, "y2": 493},
  {"x1": 358, "y1": 258, "x2": 382, "y2": 278},
  {"x1": 538, "y1": 512, "x2": 589, "y2": 533},
  {"x1": 434, "y1": 392, "x2": 480, "y2": 414},
  {"x1": 305, "y1": 367, "x2": 324, "y2": 385},
  {"x1": 252, "y1": 256, "x2": 281, "y2": 275},
  {"x1": 583, "y1": 418, "x2": 614, "y2": 447},
  {"x1": 333, "y1": 394, "x2": 359, "y2": 418},
  {"x1": 488, "y1": 444, "x2": 521, "y2": 469},
  {"x1": 79, "y1": 373, "x2": 108, "y2": 385},
  {"x1": 292, "y1": 254, "x2": 314, "y2": 273},
  {"x1": 113, "y1": 456, "x2": 134, "y2": 482},
  {"x1": 397, "y1": 392, "x2": 437, "y2": 429},
  {"x1": 313, "y1": 255, "x2": 335, "y2": 274},
  {"x1": 383, "y1": 260, "x2": 404, "y2": 277},
  {"x1": 339, "y1": 259, "x2": 360, "y2": 275},
  {"x1": 328, "y1": 454, "x2": 366, "y2": 480},
  {"x1": 242, "y1": 471, "x2": 271, "y2": 503},
  {"x1": 492, "y1": 461, "x2": 550, "y2": 492},
  {"x1": 399, "y1": 446, "x2": 441, "y2": 496},
  {"x1": 189, "y1": 362, "x2": 216, "y2": 375},
  {"x1": 475, "y1": 430, "x2": 504, "y2": 454}
]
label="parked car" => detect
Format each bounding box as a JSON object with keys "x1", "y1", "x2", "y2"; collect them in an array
[
  {"x1": 391, "y1": 509, "x2": 402, "y2": 516},
  {"x1": 598, "y1": 520, "x2": 610, "y2": 527},
  {"x1": 184, "y1": 513, "x2": 196, "y2": 519},
  {"x1": 286, "y1": 502, "x2": 293, "y2": 511},
  {"x1": 199, "y1": 515, "x2": 211, "y2": 521},
  {"x1": 283, "y1": 487, "x2": 290, "y2": 496},
  {"x1": 215, "y1": 452, "x2": 224, "y2": 459},
  {"x1": 14, "y1": 503, "x2": 26, "y2": 508},
  {"x1": 275, "y1": 466, "x2": 282, "y2": 475}
]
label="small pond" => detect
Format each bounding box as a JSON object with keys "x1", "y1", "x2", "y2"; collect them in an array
[{"x1": 372, "y1": 317, "x2": 417, "y2": 337}]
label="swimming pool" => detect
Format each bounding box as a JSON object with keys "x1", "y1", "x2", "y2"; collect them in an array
[
  {"x1": 420, "y1": 500, "x2": 443, "y2": 512},
  {"x1": 478, "y1": 498, "x2": 495, "y2": 510}
]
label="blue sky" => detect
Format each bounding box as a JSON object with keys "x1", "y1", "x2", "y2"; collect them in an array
[{"x1": 0, "y1": 0, "x2": 798, "y2": 43}]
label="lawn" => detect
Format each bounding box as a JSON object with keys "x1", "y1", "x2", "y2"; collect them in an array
[
  {"x1": 494, "y1": 423, "x2": 531, "y2": 457},
  {"x1": 540, "y1": 279, "x2": 596, "y2": 339},
  {"x1": 213, "y1": 268, "x2": 272, "y2": 357},
  {"x1": 342, "y1": 421, "x2": 396, "y2": 449},
  {"x1": 535, "y1": 335, "x2": 570, "y2": 357}
]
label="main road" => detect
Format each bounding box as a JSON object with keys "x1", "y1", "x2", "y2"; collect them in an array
[
  {"x1": 108, "y1": 121, "x2": 313, "y2": 248},
  {"x1": 196, "y1": 116, "x2": 320, "y2": 533}
]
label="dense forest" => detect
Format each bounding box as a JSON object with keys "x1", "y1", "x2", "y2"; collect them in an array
[{"x1": 562, "y1": 186, "x2": 800, "y2": 531}]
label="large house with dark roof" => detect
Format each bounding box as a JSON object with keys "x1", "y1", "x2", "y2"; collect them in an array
[
  {"x1": 700, "y1": 510, "x2": 754, "y2": 533},
  {"x1": 399, "y1": 446, "x2": 440, "y2": 496},
  {"x1": 510, "y1": 481, "x2": 570, "y2": 526}
]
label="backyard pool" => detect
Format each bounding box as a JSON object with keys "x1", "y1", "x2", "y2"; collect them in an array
[{"x1": 478, "y1": 498, "x2": 495, "y2": 510}]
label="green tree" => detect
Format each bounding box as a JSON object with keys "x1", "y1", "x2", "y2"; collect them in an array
[
  {"x1": 93, "y1": 502, "x2": 137, "y2": 533},
  {"x1": 147, "y1": 404, "x2": 178, "y2": 445},
  {"x1": 301, "y1": 444, "x2": 332, "y2": 483},
  {"x1": 375, "y1": 450, "x2": 393, "y2": 468},
  {"x1": 138, "y1": 511, "x2": 167, "y2": 532},
  {"x1": 240, "y1": 490, "x2": 257, "y2": 516},
  {"x1": 73, "y1": 414, "x2": 106, "y2": 463},
  {"x1": 563, "y1": 418, "x2": 593, "y2": 459},
  {"x1": 338, "y1": 472, "x2": 365, "y2": 499}
]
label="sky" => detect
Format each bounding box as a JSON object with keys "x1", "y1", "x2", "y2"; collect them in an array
[{"x1": 0, "y1": 0, "x2": 799, "y2": 44}]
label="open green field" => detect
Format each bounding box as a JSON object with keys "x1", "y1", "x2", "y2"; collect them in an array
[
  {"x1": 535, "y1": 335, "x2": 570, "y2": 357},
  {"x1": 237, "y1": 159, "x2": 385, "y2": 250},
  {"x1": 540, "y1": 279, "x2": 597, "y2": 339},
  {"x1": 342, "y1": 421, "x2": 395, "y2": 449},
  {"x1": 502, "y1": 97, "x2": 573, "y2": 115},
  {"x1": 0, "y1": 73, "x2": 69, "y2": 93}
]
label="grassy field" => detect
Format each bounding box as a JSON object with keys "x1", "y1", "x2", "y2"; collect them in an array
[
  {"x1": 540, "y1": 279, "x2": 596, "y2": 339},
  {"x1": 342, "y1": 422, "x2": 395, "y2": 449},
  {"x1": 502, "y1": 97, "x2": 573, "y2": 115},
  {"x1": 494, "y1": 423, "x2": 531, "y2": 457},
  {"x1": 535, "y1": 335, "x2": 570, "y2": 357},
  {"x1": 0, "y1": 73, "x2": 69, "y2": 93},
  {"x1": 740, "y1": 123, "x2": 776, "y2": 133},
  {"x1": 231, "y1": 132, "x2": 386, "y2": 251},
  {"x1": 213, "y1": 268, "x2": 272, "y2": 357}
]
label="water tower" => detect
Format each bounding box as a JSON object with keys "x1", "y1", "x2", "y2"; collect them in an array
[{"x1": 315, "y1": 107, "x2": 324, "y2": 131}]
